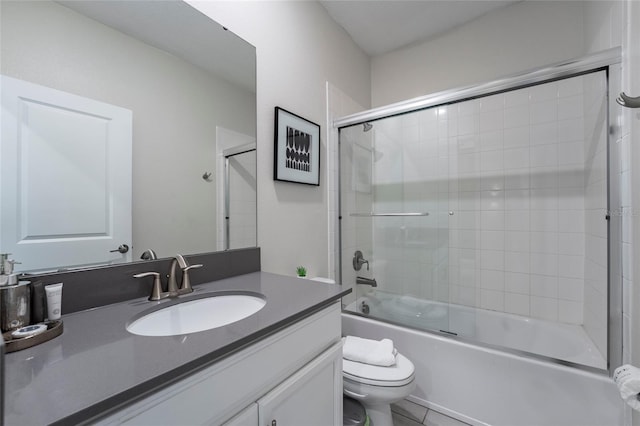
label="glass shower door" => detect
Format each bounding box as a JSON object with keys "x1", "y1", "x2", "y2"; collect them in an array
[
  {"x1": 339, "y1": 70, "x2": 611, "y2": 369},
  {"x1": 340, "y1": 123, "x2": 375, "y2": 310},
  {"x1": 340, "y1": 109, "x2": 453, "y2": 333}
]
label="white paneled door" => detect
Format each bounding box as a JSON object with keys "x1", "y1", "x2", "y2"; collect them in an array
[{"x1": 1, "y1": 75, "x2": 132, "y2": 271}]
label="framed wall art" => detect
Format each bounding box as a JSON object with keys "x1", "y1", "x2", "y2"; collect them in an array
[{"x1": 274, "y1": 107, "x2": 320, "y2": 186}]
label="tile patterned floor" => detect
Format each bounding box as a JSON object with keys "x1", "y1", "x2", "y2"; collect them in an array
[{"x1": 390, "y1": 399, "x2": 471, "y2": 426}]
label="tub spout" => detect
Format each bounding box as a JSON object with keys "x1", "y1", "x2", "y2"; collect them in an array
[{"x1": 356, "y1": 276, "x2": 377, "y2": 287}]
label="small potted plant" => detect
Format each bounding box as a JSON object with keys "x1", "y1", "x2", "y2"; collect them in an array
[{"x1": 296, "y1": 266, "x2": 307, "y2": 278}]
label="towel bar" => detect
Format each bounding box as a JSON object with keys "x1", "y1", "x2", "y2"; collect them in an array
[{"x1": 349, "y1": 212, "x2": 429, "y2": 217}]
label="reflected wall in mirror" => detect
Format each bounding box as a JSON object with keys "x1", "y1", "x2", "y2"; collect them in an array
[{"x1": 0, "y1": 0, "x2": 257, "y2": 272}]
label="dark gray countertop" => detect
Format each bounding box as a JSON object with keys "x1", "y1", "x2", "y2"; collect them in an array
[{"x1": 4, "y1": 272, "x2": 349, "y2": 425}]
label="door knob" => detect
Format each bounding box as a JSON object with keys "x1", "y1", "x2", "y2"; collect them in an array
[{"x1": 110, "y1": 244, "x2": 129, "y2": 254}]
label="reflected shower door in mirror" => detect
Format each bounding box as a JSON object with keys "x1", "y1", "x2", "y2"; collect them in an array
[{"x1": 0, "y1": 0, "x2": 257, "y2": 272}]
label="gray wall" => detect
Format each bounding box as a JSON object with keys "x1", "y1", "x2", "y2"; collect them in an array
[
  {"x1": 370, "y1": 1, "x2": 587, "y2": 107},
  {"x1": 191, "y1": 1, "x2": 372, "y2": 279}
]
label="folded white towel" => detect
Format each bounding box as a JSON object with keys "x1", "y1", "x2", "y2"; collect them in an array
[
  {"x1": 614, "y1": 364, "x2": 640, "y2": 411},
  {"x1": 342, "y1": 336, "x2": 397, "y2": 366}
]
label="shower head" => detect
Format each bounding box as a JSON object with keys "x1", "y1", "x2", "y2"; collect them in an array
[{"x1": 363, "y1": 122, "x2": 373, "y2": 132}]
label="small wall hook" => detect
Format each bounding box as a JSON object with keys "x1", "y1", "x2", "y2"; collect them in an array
[
  {"x1": 202, "y1": 172, "x2": 213, "y2": 182},
  {"x1": 616, "y1": 92, "x2": 640, "y2": 109}
]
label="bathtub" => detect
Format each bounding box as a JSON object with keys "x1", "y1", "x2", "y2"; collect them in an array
[
  {"x1": 342, "y1": 297, "x2": 624, "y2": 426},
  {"x1": 348, "y1": 292, "x2": 606, "y2": 369}
]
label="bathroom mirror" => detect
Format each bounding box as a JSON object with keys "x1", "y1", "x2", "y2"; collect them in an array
[{"x1": 0, "y1": 0, "x2": 257, "y2": 272}]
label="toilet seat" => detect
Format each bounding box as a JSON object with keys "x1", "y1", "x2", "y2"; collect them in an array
[{"x1": 343, "y1": 353, "x2": 415, "y2": 387}]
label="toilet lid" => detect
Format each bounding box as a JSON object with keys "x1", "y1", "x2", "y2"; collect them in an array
[{"x1": 343, "y1": 353, "x2": 415, "y2": 386}]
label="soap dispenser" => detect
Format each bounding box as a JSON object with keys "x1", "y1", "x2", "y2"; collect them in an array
[
  {"x1": 0, "y1": 254, "x2": 31, "y2": 332},
  {"x1": 0, "y1": 253, "x2": 19, "y2": 286}
]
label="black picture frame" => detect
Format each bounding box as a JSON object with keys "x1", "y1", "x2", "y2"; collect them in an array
[{"x1": 274, "y1": 107, "x2": 320, "y2": 186}]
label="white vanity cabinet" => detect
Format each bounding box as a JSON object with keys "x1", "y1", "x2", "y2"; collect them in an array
[
  {"x1": 256, "y1": 341, "x2": 342, "y2": 426},
  {"x1": 94, "y1": 301, "x2": 342, "y2": 426},
  {"x1": 223, "y1": 341, "x2": 342, "y2": 426}
]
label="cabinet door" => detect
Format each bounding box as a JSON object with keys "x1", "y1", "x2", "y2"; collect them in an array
[
  {"x1": 222, "y1": 403, "x2": 258, "y2": 426},
  {"x1": 257, "y1": 342, "x2": 342, "y2": 426}
]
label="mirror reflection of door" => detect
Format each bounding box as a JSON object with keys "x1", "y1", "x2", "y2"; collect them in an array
[
  {"x1": 1, "y1": 76, "x2": 132, "y2": 271},
  {"x1": 216, "y1": 127, "x2": 256, "y2": 251},
  {"x1": 225, "y1": 147, "x2": 257, "y2": 250}
]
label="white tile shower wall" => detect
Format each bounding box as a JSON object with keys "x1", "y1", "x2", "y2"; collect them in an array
[
  {"x1": 369, "y1": 74, "x2": 609, "y2": 327},
  {"x1": 372, "y1": 112, "x2": 449, "y2": 301}
]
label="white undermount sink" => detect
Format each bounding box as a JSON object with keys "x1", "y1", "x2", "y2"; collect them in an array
[{"x1": 126, "y1": 293, "x2": 266, "y2": 337}]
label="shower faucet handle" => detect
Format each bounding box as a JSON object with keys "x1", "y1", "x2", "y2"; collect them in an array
[{"x1": 353, "y1": 250, "x2": 369, "y2": 271}]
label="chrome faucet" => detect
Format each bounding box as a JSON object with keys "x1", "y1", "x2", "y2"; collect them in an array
[
  {"x1": 356, "y1": 276, "x2": 377, "y2": 287},
  {"x1": 168, "y1": 254, "x2": 203, "y2": 295},
  {"x1": 133, "y1": 254, "x2": 203, "y2": 301},
  {"x1": 134, "y1": 271, "x2": 169, "y2": 301},
  {"x1": 140, "y1": 249, "x2": 158, "y2": 260}
]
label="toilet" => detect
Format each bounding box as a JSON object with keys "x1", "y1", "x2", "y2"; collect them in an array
[{"x1": 343, "y1": 352, "x2": 416, "y2": 426}]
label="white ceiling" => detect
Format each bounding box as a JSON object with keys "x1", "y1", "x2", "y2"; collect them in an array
[{"x1": 319, "y1": 0, "x2": 520, "y2": 57}]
